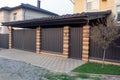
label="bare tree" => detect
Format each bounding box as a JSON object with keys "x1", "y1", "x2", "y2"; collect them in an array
[{"x1": 90, "y1": 19, "x2": 120, "y2": 68}]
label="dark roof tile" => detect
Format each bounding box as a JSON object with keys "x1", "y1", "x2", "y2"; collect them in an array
[{"x1": 0, "y1": 7, "x2": 11, "y2": 11}]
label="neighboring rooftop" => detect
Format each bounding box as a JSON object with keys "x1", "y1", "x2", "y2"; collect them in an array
[
  {"x1": 0, "y1": 7, "x2": 11, "y2": 11},
  {"x1": 0, "y1": 3, "x2": 58, "y2": 16}
]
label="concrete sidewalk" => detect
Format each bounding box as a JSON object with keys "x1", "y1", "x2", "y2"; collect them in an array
[{"x1": 0, "y1": 49, "x2": 85, "y2": 73}]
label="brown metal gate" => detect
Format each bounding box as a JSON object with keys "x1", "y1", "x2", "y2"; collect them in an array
[
  {"x1": 69, "y1": 27, "x2": 83, "y2": 59},
  {"x1": 41, "y1": 27, "x2": 63, "y2": 53},
  {"x1": 12, "y1": 29, "x2": 36, "y2": 52}
]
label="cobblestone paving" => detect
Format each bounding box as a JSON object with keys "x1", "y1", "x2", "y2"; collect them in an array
[
  {"x1": 0, "y1": 57, "x2": 48, "y2": 80},
  {"x1": 0, "y1": 49, "x2": 85, "y2": 73}
]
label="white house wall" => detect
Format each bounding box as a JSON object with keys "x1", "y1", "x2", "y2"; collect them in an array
[{"x1": 23, "y1": 9, "x2": 52, "y2": 20}]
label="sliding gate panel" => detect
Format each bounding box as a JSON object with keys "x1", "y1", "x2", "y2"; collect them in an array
[
  {"x1": 41, "y1": 27, "x2": 63, "y2": 53},
  {"x1": 12, "y1": 29, "x2": 36, "y2": 52}
]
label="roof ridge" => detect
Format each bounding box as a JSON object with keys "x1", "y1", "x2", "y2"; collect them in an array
[
  {"x1": 0, "y1": 3, "x2": 58, "y2": 16},
  {"x1": 20, "y1": 3, "x2": 58, "y2": 15}
]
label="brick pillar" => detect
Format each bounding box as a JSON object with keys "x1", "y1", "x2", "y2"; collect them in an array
[
  {"x1": 9, "y1": 27, "x2": 12, "y2": 49},
  {"x1": 63, "y1": 26, "x2": 69, "y2": 57},
  {"x1": 82, "y1": 25, "x2": 90, "y2": 61},
  {"x1": 36, "y1": 27, "x2": 40, "y2": 54}
]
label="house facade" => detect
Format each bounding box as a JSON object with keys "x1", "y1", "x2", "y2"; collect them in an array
[
  {"x1": 74, "y1": 0, "x2": 120, "y2": 21},
  {"x1": 74, "y1": 0, "x2": 120, "y2": 65},
  {"x1": 0, "y1": 3, "x2": 57, "y2": 34}
]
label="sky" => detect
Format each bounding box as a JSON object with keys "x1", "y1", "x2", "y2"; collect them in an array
[{"x1": 0, "y1": 0, "x2": 73, "y2": 15}]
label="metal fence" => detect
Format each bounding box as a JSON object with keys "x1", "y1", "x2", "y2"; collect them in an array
[
  {"x1": 89, "y1": 37, "x2": 120, "y2": 62},
  {"x1": 0, "y1": 34, "x2": 9, "y2": 48}
]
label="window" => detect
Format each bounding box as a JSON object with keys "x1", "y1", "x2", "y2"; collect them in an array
[
  {"x1": 87, "y1": 2, "x2": 92, "y2": 10},
  {"x1": 116, "y1": 5, "x2": 120, "y2": 21},
  {"x1": 13, "y1": 13, "x2": 17, "y2": 21},
  {"x1": 86, "y1": 0, "x2": 100, "y2": 11}
]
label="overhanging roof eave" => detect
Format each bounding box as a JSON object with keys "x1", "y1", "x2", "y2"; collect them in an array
[{"x1": 2, "y1": 18, "x2": 88, "y2": 27}]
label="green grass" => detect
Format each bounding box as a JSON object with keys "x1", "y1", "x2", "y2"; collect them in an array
[
  {"x1": 73, "y1": 62, "x2": 120, "y2": 75},
  {"x1": 74, "y1": 73, "x2": 90, "y2": 79},
  {"x1": 73, "y1": 73, "x2": 101, "y2": 80},
  {"x1": 41, "y1": 72, "x2": 101, "y2": 80},
  {"x1": 41, "y1": 73, "x2": 74, "y2": 80},
  {"x1": 90, "y1": 76, "x2": 101, "y2": 80}
]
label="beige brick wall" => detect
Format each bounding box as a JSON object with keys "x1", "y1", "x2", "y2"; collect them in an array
[
  {"x1": 82, "y1": 25, "x2": 90, "y2": 61},
  {"x1": 9, "y1": 27, "x2": 12, "y2": 49},
  {"x1": 36, "y1": 27, "x2": 40, "y2": 54},
  {"x1": 63, "y1": 26, "x2": 69, "y2": 57}
]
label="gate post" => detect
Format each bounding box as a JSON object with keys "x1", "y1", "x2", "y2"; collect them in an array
[
  {"x1": 9, "y1": 27, "x2": 12, "y2": 49},
  {"x1": 36, "y1": 27, "x2": 40, "y2": 54},
  {"x1": 63, "y1": 26, "x2": 69, "y2": 57},
  {"x1": 82, "y1": 25, "x2": 90, "y2": 61}
]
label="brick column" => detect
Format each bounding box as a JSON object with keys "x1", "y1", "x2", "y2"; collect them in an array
[
  {"x1": 36, "y1": 27, "x2": 40, "y2": 54},
  {"x1": 9, "y1": 27, "x2": 12, "y2": 49},
  {"x1": 63, "y1": 26, "x2": 69, "y2": 57},
  {"x1": 82, "y1": 25, "x2": 90, "y2": 61}
]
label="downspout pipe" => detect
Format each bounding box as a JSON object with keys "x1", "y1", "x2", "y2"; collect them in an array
[{"x1": 23, "y1": 8, "x2": 27, "y2": 20}]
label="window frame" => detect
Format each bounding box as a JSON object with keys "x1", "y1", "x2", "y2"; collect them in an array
[
  {"x1": 13, "y1": 13, "x2": 17, "y2": 21},
  {"x1": 115, "y1": 3, "x2": 120, "y2": 22},
  {"x1": 85, "y1": 0, "x2": 100, "y2": 12}
]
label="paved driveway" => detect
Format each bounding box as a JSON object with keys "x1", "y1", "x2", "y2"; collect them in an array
[{"x1": 0, "y1": 49, "x2": 85, "y2": 73}]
